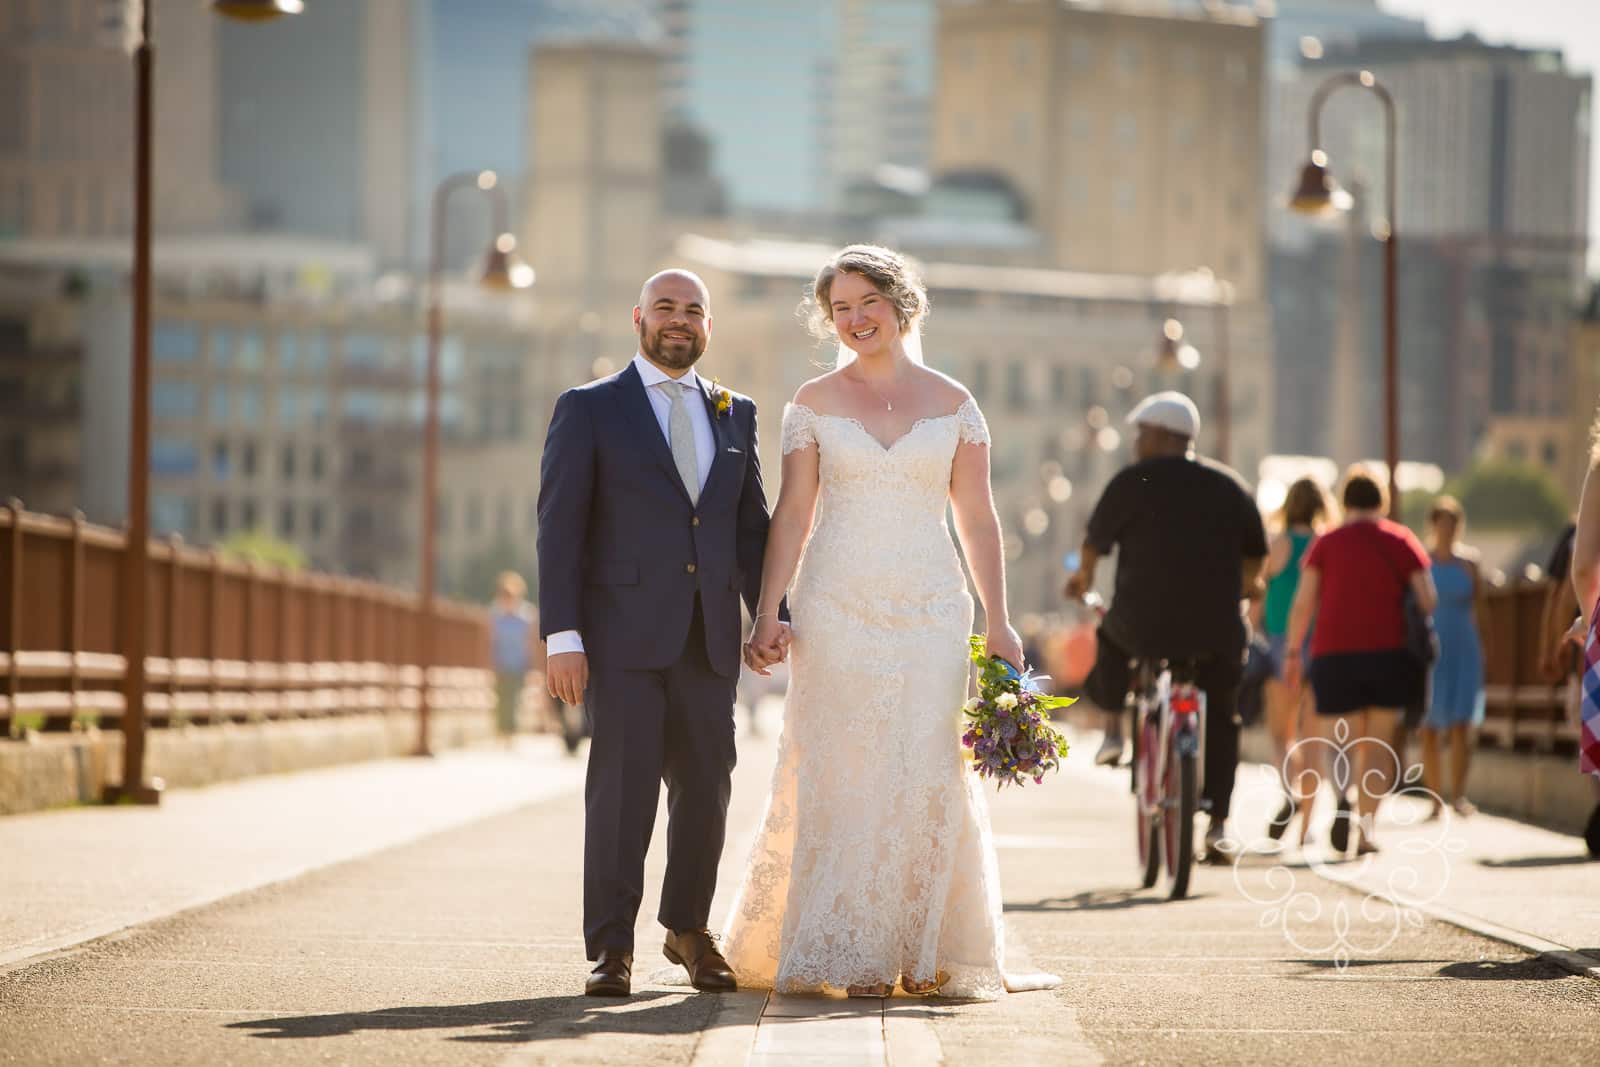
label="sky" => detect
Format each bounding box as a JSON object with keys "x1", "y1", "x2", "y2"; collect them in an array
[{"x1": 1377, "y1": 0, "x2": 1600, "y2": 270}]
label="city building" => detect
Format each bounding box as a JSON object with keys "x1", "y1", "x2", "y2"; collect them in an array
[
  {"x1": 0, "y1": 0, "x2": 236, "y2": 239},
  {"x1": 1268, "y1": 32, "x2": 1591, "y2": 476},
  {"x1": 826, "y1": 0, "x2": 935, "y2": 205},
  {"x1": 931, "y1": 0, "x2": 1267, "y2": 301}
]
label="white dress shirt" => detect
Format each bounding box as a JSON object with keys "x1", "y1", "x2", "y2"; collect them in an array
[{"x1": 547, "y1": 354, "x2": 718, "y2": 658}]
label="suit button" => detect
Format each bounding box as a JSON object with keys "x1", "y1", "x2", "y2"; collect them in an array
[
  {"x1": 685, "y1": 563, "x2": 697, "y2": 574},
  {"x1": 691, "y1": 516, "x2": 701, "y2": 527}
]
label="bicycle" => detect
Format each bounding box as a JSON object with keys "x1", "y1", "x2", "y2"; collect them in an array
[{"x1": 1128, "y1": 657, "x2": 1207, "y2": 900}]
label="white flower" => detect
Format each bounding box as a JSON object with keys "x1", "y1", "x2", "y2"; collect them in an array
[
  {"x1": 963, "y1": 697, "x2": 982, "y2": 713},
  {"x1": 995, "y1": 692, "x2": 1019, "y2": 710}
]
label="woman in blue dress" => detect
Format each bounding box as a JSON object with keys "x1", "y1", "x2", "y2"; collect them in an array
[{"x1": 1421, "y1": 496, "x2": 1487, "y2": 817}]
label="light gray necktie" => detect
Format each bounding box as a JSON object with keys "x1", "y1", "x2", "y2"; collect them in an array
[{"x1": 660, "y1": 380, "x2": 700, "y2": 504}]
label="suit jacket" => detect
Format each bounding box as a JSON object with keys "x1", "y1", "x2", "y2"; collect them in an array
[{"x1": 536, "y1": 360, "x2": 772, "y2": 678}]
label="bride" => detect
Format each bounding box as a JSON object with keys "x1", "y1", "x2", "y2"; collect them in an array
[{"x1": 722, "y1": 244, "x2": 1059, "y2": 999}]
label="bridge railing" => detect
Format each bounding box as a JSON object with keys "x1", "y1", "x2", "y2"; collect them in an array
[
  {"x1": 1, "y1": 502, "x2": 492, "y2": 737},
  {"x1": 1480, "y1": 578, "x2": 1576, "y2": 753}
]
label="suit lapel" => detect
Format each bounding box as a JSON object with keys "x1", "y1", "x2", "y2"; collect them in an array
[
  {"x1": 614, "y1": 362, "x2": 693, "y2": 505},
  {"x1": 697, "y1": 378, "x2": 739, "y2": 502}
]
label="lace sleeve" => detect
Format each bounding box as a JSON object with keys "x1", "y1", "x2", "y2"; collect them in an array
[
  {"x1": 955, "y1": 397, "x2": 990, "y2": 446},
  {"x1": 781, "y1": 402, "x2": 818, "y2": 454}
]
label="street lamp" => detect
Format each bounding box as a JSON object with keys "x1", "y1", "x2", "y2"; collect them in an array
[
  {"x1": 108, "y1": 0, "x2": 302, "y2": 807},
  {"x1": 416, "y1": 171, "x2": 532, "y2": 756},
  {"x1": 1289, "y1": 69, "x2": 1399, "y2": 516}
]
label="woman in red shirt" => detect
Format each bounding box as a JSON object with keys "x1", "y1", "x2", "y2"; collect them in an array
[{"x1": 1284, "y1": 468, "x2": 1438, "y2": 856}]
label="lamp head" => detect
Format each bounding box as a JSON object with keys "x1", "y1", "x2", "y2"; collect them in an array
[
  {"x1": 1289, "y1": 150, "x2": 1354, "y2": 216},
  {"x1": 480, "y1": 233, "x2": 534, "y2": 291},
  {"x1": 211, "y1": 0, "x2": 305, "y2": 20}
]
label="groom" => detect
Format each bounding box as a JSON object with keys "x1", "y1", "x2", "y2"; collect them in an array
[{"x1": 538, "y1": 269, "x2": 784, "y2": 997}]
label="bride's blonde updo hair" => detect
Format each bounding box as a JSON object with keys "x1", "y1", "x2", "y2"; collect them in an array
[{"x1": 801, "y1": 244, "x2": 929, "y2": 342}]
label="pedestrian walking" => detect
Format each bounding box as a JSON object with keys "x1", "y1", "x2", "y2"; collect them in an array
[
  {"x1": 1260, "y1": 476, "x2": 1333, "y2": 845},
  {"x1": 490, "y1": 571, "x2": 535, "y2": 747},
  {"x1": 1420, "y1": 496, "x2": 1487, "y2": 818},
  {"x1": 1558, "y1": 413, "x2": 1600, "y2": 857},
  {"x1": 1284, "y1": 467, "x2": 1437, "y2": 856}
]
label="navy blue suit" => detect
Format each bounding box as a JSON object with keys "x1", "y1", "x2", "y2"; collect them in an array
[{"x1": 537, "y1": 360, "x2": 772, "y2": 958}]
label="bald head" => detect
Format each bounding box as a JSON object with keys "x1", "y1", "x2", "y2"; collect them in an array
[
  {"x1": 639, "y1": 269, "x2": 710, "y2": 312},
  {"x1": 634, "y1": 269, "x2": 712, "y2": 373}
]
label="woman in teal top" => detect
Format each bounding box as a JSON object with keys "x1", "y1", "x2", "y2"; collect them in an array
[
  {"x1": 1261, "y1": 477, "x2": 1333, "y2": 845},
  {"x1": 1421, "y1": 496, "x2": 1487, "y2": 817}
]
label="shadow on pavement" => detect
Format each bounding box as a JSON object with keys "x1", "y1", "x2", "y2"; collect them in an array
[
  {"x1": 1477, "y1": 854, "x2": 1595, "y2": 869},
  {"x1": 226, "y1": 991, "x2": 735, "y2": 1044},
  {"x1": 1004, "y1": 889, "x2": 1198, "y2": 913},
  {"x1": 1434, "y1": 957, "x2": 1580, "y2": 981}
]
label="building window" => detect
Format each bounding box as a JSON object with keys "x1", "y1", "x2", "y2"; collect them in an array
[
  {"x1": 1013, "y1": 112, "x2": 1032, "y2": 147},
  {"x1": 278, "y1": 333, "x2": 298, "y2": 371},
  {"x1": 241, "y1": 499, "x2": 257, "y2": 530},
  {"x1": 209, "y1": 384, "x2": 229, "y2": 423},
  {"x1": 344, "y1": 390, "x2": 384, "y2": 422},
  {"x1": 150, "y1": 438, "x2": 198, "y2": 477},
  {"x1": 278, "y1": 388, "x2": 298, "y2": 425},
  {"x1": 278, "y1": 502, "x2": 295, "y2": 538},
  {"x1": 57, "y1": 179, "x2": 75, "y2": 233},
  {"x1": 1114, "y1": 181, "x2": 1135, "y2": 214},
  {"x1": 152, "y1": 381, "x2": 199, "y2": 420},
  {"x1": 1006, "y1": 363, "x2": 1029, "y2": 411},
  {"x1": 1117, "y1": 43, "x2": 1141, "y2": 77},
  {"x1": 236, "y1": 329, "x2": 264, "y2": 371},
  {"x1": 211, "y1": 498, "x2": 228, "y2": 535},
  {"x1": 1543, "y1": 440, "x2": 1559, "y2": 468},
  {"x1": 153, "y1": 322, "x2": 200, "y2": 363},
  {"x1": 151, "y1": 494, "x2": 190, "y2": 536},
  {"x1": 496, "y1": 495, "x2": 511, "y2": 537},
  {"x1": 238, "y1": 383, "x2": 263, "y2": 425},
  {"x1": 211, "y1": 328, "x2": 232, "y2": 367},
  {"x1": 345, "y1": 333, "x2": 385, "y2": 367},
  {"x1": 1114, "y1": 115, "x2": 1137, "y2": 147},
  {"x1": 436, "y1": 494, "x2": 451, "y2": 534},
  {"x1": 305, "y1": 334, "x2": 330, "y2": 370},
  {"x1": 971, "y1": 361, "x2": 990, "y2": 401},
  {"x1": 308, "y1": 389, "x2": 328, "y2": 425},
  {"x1": 310, "y1": 446, "x2": 325, "y2": 481},
  {"x1": 241, "y1": 441, "x2": 257, "y2": 478},
  {"x1": 1050, "y1": 365, "x2": 1069, "y2": 403},
  {"x1": 281, "y1": 445, "x2": 296, "y2": 480},
  {"x1": 309, "y1": 503, "x2": 325, "y2": 539},
  {"x1": 466, "y1": 493, "x2": 483, "y2": 536},
  {"x1": 212, "y1": 440, "x2": 229, "y2": 480}
]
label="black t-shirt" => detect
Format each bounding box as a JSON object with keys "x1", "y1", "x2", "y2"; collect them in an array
[{"x1": 1086, "y1": 454, "x2": 1269, "y2": 659}]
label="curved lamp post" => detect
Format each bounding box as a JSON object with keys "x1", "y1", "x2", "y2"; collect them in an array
[
  {"x1": 109, "y1": 0, "x2": 303, "y2": 806},
  {"x1": 1289, "y1": 69, "x2": 1399, "y2": 515},
  {"x1": 415, "y1": 171, "x2": 533, "y2": 756}
]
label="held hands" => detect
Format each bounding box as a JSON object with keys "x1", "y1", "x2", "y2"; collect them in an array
[
  {"x1": 985, "y1": 624, "x2": 1026, "y2": 673},
  {"x1": 744, "y1": 615, "x2": 792, "y2": 676},
  {"x1": 1282, "y1": 649, "x2": 1303, "y2": 693},
  {"x1": 1063, "y1": 570, "x2": 1091, "y2": 602}
]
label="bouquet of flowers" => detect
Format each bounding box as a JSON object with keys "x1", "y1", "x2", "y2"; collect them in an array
[{"x1": 961, "y1": 635, "x2": 1074, "y2": 787}]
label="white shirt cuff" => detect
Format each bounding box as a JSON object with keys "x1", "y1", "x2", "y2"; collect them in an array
[{"x1": 547, "y1": 630, "x2": 585, "y2": 656}]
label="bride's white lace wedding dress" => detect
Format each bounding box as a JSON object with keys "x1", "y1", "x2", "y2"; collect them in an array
[{"x1": 721, "y1": 398, "x2": 1058, "y2": 999}]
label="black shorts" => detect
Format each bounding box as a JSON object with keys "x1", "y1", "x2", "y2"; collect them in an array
[{"x1": 1308, "y1": 649, "x2": 1425, "y2": 718}]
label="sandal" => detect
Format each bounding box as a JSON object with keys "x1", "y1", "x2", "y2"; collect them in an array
[
  {"x1": 901, "y1": 971, "x2": 950, "y2": 997},
  {"x1": 846, "y1": 981, "x2": 893, "y2": 998}
]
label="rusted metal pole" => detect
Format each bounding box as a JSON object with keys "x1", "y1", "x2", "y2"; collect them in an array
[{"x1": 109, "y1": 1, "x2": 161, "y2": 804}]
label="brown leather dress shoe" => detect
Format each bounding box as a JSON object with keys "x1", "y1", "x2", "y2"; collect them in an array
[
  {"x1": 585, "y1": 950, "x2": 632, "y2": 997},
  {"x1": 663, "y1": 928, "x2": 737, "y2": 992}
]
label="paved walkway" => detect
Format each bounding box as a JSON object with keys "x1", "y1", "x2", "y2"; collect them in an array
[{"x1": 2, "y1": 711, "x2": 1598, "y2": 1065}]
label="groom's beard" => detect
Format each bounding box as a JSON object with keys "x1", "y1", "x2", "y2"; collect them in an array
[{"x1": 639, "y1": 322, "x2": 706, "y2": 371}]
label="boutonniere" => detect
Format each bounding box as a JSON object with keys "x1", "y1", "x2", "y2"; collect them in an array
[{"x1": 710, "y1": 379, "x2": 733, "y2": 419}]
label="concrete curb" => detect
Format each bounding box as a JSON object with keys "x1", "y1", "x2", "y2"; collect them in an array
[{"x1": 1310, "y1": 866, "x2": 1600, "y2": 981}]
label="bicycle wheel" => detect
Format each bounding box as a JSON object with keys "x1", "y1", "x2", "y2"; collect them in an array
[
  {"x1": 1162, "y1": 748, "x2": 1198, "y2": 900},
  {"x1": 1135, "y1": 712, "x2": 1161, "y2": 889}
]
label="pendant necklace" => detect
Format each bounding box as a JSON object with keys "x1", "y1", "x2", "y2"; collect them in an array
[{"x1": 852, "y1": 369, "x2": 895, "y2": 412}]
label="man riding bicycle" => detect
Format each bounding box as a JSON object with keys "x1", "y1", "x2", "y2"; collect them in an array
[{"x1": 1064, "y1": 391, "x2": 1267, "y2": 862}]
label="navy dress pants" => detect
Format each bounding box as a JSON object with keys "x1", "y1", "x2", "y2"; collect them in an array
[{"x1": 582, "y1": 601, "x2": 738, "y2": 959}]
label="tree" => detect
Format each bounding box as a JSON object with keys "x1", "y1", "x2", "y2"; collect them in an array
[
  {"x1": 218, "y1": 529, "x2": 307, "y2": 571},
  {"x1": 1438, "y1": 461, "x2": 1570, "y2": 533},
  {"x1": 449, "y1": 537, "x2": 536, "y2": 604}
]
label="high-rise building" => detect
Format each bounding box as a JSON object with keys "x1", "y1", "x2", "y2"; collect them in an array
[
  {"x1": 0, "y1": 0, "x2": 236, "y2": 239},
  {"x1": 826, "y1": 0, "x2": 935, "y2": 204},
  {"x1": 931, "y1": 0, "x2": 1268, "y2": 300}
]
